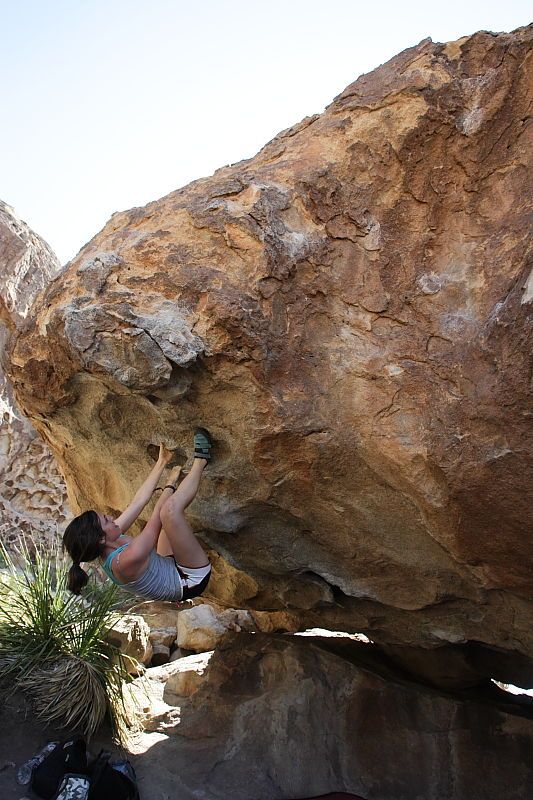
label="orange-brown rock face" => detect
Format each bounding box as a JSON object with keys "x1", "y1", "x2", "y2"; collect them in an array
[{"x1": 3, "y1": 29, "x2": 532, "y2": 678}]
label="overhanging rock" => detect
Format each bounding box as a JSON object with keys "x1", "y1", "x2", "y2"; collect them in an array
[{"x1": 2, "y1": 27, "x2": 532, "y2": 686}]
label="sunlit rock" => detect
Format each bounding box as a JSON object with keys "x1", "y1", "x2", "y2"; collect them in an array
[
  {"x1": 177, "y1": 604, "x2": 228, "y2": 652},
  {"x1": 107, "y1": 613, "x2": 153, "y2": 671}
]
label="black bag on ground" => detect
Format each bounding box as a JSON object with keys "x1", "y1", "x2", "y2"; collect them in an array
[
  {"x1": 87, "y1": 750, "x2": 140, "y2": 800},
  {"x1": 30, "y1": 737, "x2": 88, "y2": 800},
  {"x1": 52, "y1": 773, "x2": 91, "y2": 800},
  {"x1": 28, "y1": 737, "x2": 139, "y2": 800}
]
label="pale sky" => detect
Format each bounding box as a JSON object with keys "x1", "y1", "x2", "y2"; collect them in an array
[{"x1": 2, "y1": 0, "x2": 531, "y2": 264}]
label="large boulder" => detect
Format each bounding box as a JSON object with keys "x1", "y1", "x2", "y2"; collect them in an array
[
  {"x1": 1, "y1": 28, "x2": 532, "y2": 684},
  {"x1": 129, "y1": 632, "x2": 533, "y2": 800}
]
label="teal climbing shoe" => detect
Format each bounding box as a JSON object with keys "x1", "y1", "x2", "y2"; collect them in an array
[{"x1": 194, "y1": 427, "x2": 213, "y2": 461}]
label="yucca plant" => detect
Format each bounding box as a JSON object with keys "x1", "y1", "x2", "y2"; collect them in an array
[{"x1": 0, "y1": 539, "x2": 138, "y2": 741}]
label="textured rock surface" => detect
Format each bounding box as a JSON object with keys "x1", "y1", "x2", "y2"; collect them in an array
[
  {"x1": 0, "y1": 200, "x2": 61, "y2": 326},
  {"x1": 107, "y1": 614, "x2": 153, "y2": 670},
  {"x1": 2, "y1": 28, "x2": 533, "y2": 682},
  {"x1": 162, "y1": 650, "x2": 212, "y2": 698},
  {"x1": 0, "y1": 382, "x2": 69, "y2": 551},
  {"x1": 0, "y1": 202, "x2": 68, "y2": 551},
  {"x1": 130, "y1": 599, "x2": 304, "y2": 667},
  {"x1": 129, "y1": 632, "x2": 533, "y2": 800},
  {"x1": 177, "y1": 603, "x2": 232, "y2": 652},
  {"x1": 148, "y1": 627, "x2": 177, "y2": 648}
]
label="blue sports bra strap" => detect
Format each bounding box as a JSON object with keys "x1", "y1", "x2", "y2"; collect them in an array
[
  {"x1": 102, "y1": 543, "x2": 130, "y2": 585},
  {"x1": 103, "y1": 543, "x2": 129, "y2": 569}
]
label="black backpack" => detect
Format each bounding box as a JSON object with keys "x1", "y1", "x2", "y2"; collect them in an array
[
  {"x1": 88, "y1": 750, "x2": 140, "y2": 800},
  {"x1": 30, "y1": 737, "x2": 88, "y2": 800},
  {"x1": 28, "y1": 738, "x2": 139, "y2": 800}
]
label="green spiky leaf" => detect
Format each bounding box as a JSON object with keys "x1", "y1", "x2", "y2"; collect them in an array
[{"x1": 0, "y1": 539, "x2": 139, "y2": 741}]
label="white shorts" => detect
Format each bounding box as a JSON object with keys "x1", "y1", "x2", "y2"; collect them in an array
[{"x1": 176, "y1": 561, "x2": 212, "y2": 589}]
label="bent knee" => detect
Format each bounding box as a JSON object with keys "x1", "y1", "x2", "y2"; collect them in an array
[{"x1": 160, "y1": 497, "x2": 185, "y2": 523}]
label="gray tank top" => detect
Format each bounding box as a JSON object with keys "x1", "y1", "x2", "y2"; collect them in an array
[{"x1": 102, "y1": 545, "x2": 183, "y2": 601}]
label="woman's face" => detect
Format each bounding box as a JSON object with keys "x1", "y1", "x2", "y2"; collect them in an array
[{"x1": 97, "y1": 512, "x2": 121, "y2": 541}]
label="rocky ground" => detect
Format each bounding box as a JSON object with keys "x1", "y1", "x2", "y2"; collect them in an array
[
  {"x1": 3, "y1": 601, "x2": 532, "y2": 800},
  {"x1": 0, "y1": 692, "x2": 361, "y2": 800},
  {"x1": 0, "y1": 693, "x2": 120, "y2": 800}
]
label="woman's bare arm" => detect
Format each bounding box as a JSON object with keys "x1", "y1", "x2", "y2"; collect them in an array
[
  {"x1": 120, "y1": 466, "x2": 182, "y2": 567},
  {"x1": 115, "y1": 444, "x2": 174, "y2": 533}
]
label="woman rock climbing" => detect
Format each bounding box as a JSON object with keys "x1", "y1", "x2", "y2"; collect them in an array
[{"x1": 63, "y1": 429, "x2": 213, "y2": 601}]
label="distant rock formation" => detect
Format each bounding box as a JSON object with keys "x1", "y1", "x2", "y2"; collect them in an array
[
  {"x1": 1, "y1": 27, "x2": 532, "y2": 688},
  {"x1": 0, "y1": 202, "x2": 68, "y2": 549},
  {"x1": 0, "y1": 200, "x2": 61, "y2": 326}
]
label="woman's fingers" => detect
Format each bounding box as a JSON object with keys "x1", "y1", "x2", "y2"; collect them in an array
[{"x1": 158, "y1": 443, "x2": 174, "y2": 464}]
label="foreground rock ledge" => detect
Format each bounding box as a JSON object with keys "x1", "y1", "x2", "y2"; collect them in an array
[
  {"x1": 129, "y1": 632, "x2": 533, "y2": 800},
  {"x1": 2, "y1": 27, "x2": 533, "y2": 681}
]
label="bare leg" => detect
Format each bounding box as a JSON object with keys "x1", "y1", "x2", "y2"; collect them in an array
[
  {"x1": 158, "y1": 459, "x2": 209, "y2": 568},
  {"x1": 156, "y1": 528, "x2": 173, "y2": 557}
]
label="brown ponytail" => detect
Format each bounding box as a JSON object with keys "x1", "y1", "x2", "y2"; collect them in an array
[
  {"x1": 63, "y1": 510, "x2": 105, "y2": 594},
  {"x1": 68, "y1": 562, "x2": 89, "y2": 595}
]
